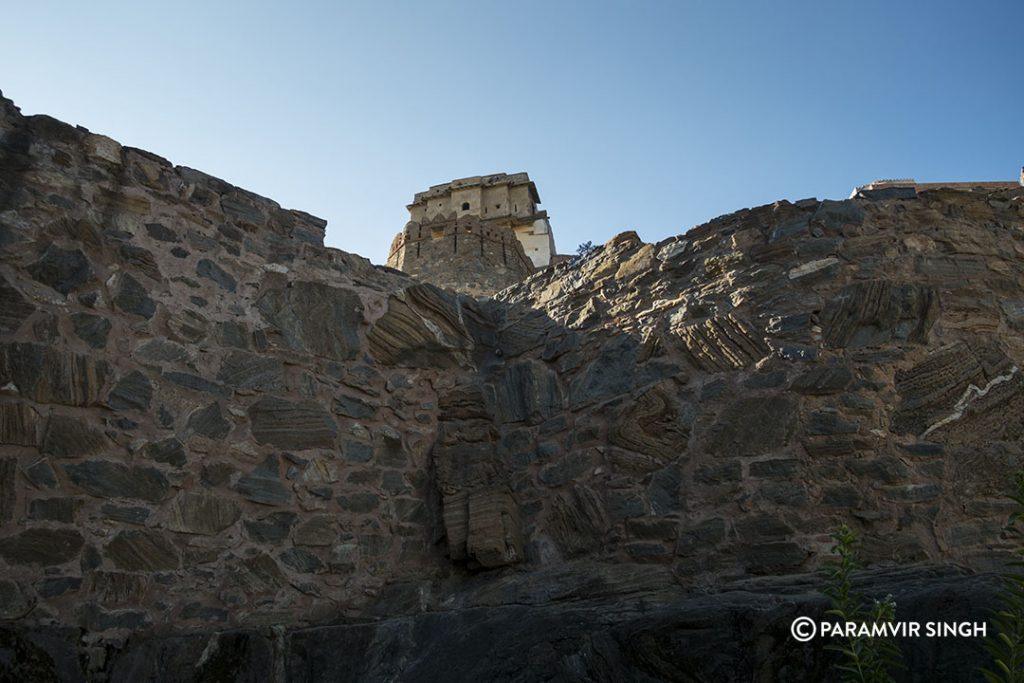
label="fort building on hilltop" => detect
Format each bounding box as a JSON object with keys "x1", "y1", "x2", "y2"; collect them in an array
[
  {"x1": 850, "y1": 168, "x2": 1024, "y2": 198},
  {"x1": 387, "y1": 173, "x2": 565, "y2": 296}
]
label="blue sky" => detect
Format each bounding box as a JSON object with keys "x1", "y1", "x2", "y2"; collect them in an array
[{"x1": 4, "y1": 1, "x2": 1021, "y2": 264}]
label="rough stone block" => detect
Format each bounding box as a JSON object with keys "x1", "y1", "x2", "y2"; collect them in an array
[
  {"x1": 0, "y1": 403, "x2": 39, "y2": 446},
  {"x1": 104, "y1": 530, "x2": 179, "y2": 571},
  {"x1": 166, "y1": 493, "x2": 241, "y2": 535},
  {"x1": 235, "y1": 455, "x2": 290, "y2": 506},
  {"x1": 0, "y1": 528, "x2": 83, "y2": 566},
  {"x1": 64, "y1": 460, "x2": 169, "y2": 502},
  {"x1": 248, "y1": 397, "x2": 336, "y2": 450}
]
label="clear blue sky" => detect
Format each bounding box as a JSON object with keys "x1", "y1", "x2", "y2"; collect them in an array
[{"x1": 4, "y1": 1, "x2": 1021, "y2": 264}]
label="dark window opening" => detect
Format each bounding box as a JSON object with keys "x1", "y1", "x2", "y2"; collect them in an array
[{"x1": 461, "y1": 202, "x2": 470, "y2": 210}]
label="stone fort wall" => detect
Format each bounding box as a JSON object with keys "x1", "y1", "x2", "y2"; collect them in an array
[
  {"x1": 6, "y1": 90, "x2": 1024, "y2": 679},
  {"x1": 387, "y1": 218, "x2": 534, "y2": 296}
]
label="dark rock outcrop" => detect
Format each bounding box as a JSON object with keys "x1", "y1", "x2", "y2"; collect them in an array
[{"x1": 0, "y1": 566, "x2": 1003, "y2": 682}]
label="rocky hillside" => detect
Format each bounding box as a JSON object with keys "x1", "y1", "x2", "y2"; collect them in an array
[
  {"x1": 496, "y1": 188, "x2": 1024, "y2": 572},
  {"x1": 1, "y1": 90, "x2": 1023, "y2": 681}
]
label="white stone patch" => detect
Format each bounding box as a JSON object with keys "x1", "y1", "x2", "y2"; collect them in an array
[
  {"x1": 634, "y1": 296, "x2": 685, "y2": 322},
  {"x1": 657, "y1": 239, "x2": 688, "y2": 262},
  {"x1": 231, "y1": 441, "x2": 260, "y2": 458},
  {"x1": 20, "y1": 278, "x2": 72, "y2": 306},
  {"x1": 667, "y1": 306, "x2": 689, "y2": 329},
  {"x1": 903, "y1": 234, "x2": 935, "y2": 252},
  {"x1": 84, "y1": 134, "x2": 122, "y2": 165},
  {"x1": 921, "y1": 366, "x2": 1020, "y2": 438},
  {"x1": 422, "y1": 318, "x2": 452, "y2": 347},
  {"x1": 262, "y1": 263, "x2": 289, "y2": 274},
  {"x1": 195, "y1": 633, "x2": 222, "y2": 670},
  {"x1": 788, "y1": 257, "x2": 839, "y2": 280}
]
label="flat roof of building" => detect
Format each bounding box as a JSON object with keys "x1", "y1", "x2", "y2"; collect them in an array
[
  {"x1": 412, "y1": 172, "x2": 541, "y2": 204},
  {"x1": 849, "y1": 177, "x2": 1021, "y2": 198}
]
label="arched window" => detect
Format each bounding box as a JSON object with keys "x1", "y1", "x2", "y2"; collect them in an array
[{"x1": 461, "y1": 202, "x2": 470, "y2": 210}]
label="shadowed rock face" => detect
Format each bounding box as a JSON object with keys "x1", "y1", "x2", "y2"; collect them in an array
[
  {"x1": 1, "y1": 90, "x2": 1024, "y2": 680},
  {"x1": 0, "y1": 566, "x2": 1003, "y2": 682}
]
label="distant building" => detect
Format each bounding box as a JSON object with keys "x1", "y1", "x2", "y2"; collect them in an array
[
  {"x1": 850, "y1": 171, "x2": 1022, "y2": 198},
  {"x1": 387, "y1": 173, "x2": 563, "y2": 296}
]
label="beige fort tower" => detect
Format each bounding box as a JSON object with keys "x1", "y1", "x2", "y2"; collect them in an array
[{"x1": 387, "y1": 173, "x2": 561, "y2": 296}]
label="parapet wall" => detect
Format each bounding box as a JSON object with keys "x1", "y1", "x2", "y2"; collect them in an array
[
  {"x1": 0, "y1": 102, "x2": 329, "y2": 254},
  {"x1": 387, "y1": 218, "x2": 534, "y2": 296}
]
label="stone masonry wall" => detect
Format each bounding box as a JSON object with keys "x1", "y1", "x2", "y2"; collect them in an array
[
  {"x1": 2, "y1": 90, "x2": 1024, "y2": 680},
  {"x1": 0, "y1": 92, "x2": 458, "y2": 642},
  {"x1": 386, "y1": 217, "x2": 534, "y2": 296}
]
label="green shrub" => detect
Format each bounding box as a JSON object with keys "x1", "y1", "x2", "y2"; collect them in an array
[
  {"x1": 824, "y1": 524, "x2": 903, "y2": 682},
  {"x1": 981, "y1": 471, "x2": 1024, "y2": 683}
]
